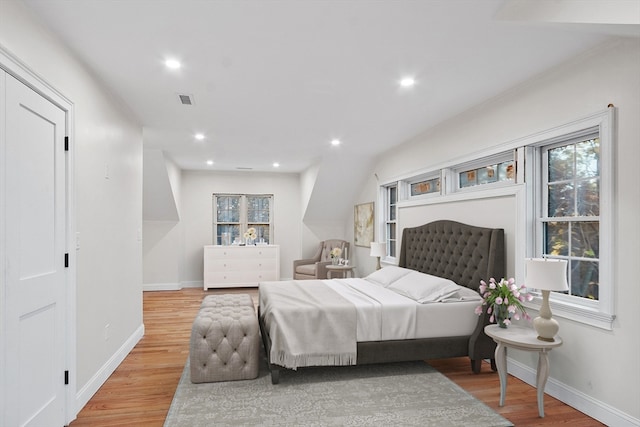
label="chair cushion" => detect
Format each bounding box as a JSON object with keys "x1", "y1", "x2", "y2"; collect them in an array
[{"x1": 296, "y1": 264, "x2": 317, "y2": 275}]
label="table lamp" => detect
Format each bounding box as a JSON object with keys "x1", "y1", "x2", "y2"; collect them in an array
[
  {"x1": 525, "y1": 258, "x2": 569, "y2": 342},
  {"x1": 370, "y1": 242, "x2": 386, "y2": 270}
]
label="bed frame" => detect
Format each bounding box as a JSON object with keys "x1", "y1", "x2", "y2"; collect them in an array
[{"x1": 259, "y1": 220, "x2": 504, "y2": 384}]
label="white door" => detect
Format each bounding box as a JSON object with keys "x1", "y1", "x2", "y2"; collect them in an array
[{"x1": 2, "y1": 72, "x2": 68, "y2": 426}]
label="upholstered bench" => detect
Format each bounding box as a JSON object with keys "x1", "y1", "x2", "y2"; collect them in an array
[
  {"x1": 190, "y1": 304, "x2": 260, "y2": 383},
  {"x1": 200, "y1": 293, "x2": 254, "y2": 309}
]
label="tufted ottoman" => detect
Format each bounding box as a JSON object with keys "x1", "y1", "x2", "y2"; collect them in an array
[
  {"x1": 190, "y1": 304, "x2": 260, "y2": 383},
  {"x1": 200, "y1": 293, "x2": 254, "y2": 309}
]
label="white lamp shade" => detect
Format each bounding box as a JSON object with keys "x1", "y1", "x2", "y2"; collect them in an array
[
  {"x1": 370, "y1": 242, "x2": 386, "y2": 257},
  {"x1": 525, "y1": 258, "x2": 569, "y2": 292}
]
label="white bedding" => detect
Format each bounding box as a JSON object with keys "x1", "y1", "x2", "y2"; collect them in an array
[
  {"x1": 259, "y1": 268, "x2": 483, "y2": 369},
  {"x1": 324, "y1": 277, "x2": 480, "y2": 342}
]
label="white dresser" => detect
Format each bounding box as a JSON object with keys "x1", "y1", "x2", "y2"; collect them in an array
[{"x1": 203, "y1": 245, "x2": 280, "y2": 289}]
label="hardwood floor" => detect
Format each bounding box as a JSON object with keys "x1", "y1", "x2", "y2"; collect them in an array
[{"x1": 70, "y1": 287, "x2": 604, "y2": 427}]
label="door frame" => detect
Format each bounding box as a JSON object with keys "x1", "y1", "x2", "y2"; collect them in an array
[{"x1": 0, "y1": 44, "x2": 77, "y2": 424}]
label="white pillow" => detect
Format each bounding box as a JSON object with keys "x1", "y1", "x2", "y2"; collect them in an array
[
  {"x1": 440, "y1": 285, "x2": 482, "y2": 303},
  {"x1": 364, "y1": 266, "x2": 413, "y2": 287},
  {"x1": 387, "y1": 271, "x2": 469, "y2": 303}
]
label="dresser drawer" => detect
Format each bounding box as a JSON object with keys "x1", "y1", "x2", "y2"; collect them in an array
[
  {"x1": 203, "y1": 245, "x2": 280, "y2": 289},
  {"x1": 204, "y1": 270, "x2": 278, "y2": 286},
  {"x1": 206, "y1": 258, "x2": 277, "y2": 271}
]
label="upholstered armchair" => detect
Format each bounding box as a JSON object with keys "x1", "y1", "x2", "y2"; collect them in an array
[{"x1": 293, "y1": 239, "x2": 350, "y2": 280}]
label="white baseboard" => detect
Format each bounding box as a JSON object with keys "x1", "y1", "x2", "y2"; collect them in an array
[
  {"x1": 181, "y1": 280, "x2": 203, "y2": 288},
  {"x1": 508, "y1": 358, "x2": 639, "y2": 427},
  {"x1": 74, "y1": 323, "x2": 144, "y2": 414},
  {"x1": 142, "y1": 282, "x2": 182, "y2": 291},
  {"x1": 142, "y1": 281, "x2": 204, "y2": 291}
]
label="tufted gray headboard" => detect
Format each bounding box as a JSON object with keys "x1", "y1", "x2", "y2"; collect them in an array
[{"x1": 398, "y1": 220, "x2": 505, "y2": 291}]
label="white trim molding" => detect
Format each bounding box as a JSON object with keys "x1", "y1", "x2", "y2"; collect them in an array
[
  {"x1": 508, "y1": 357, "x2": 638, "y2": 427},
  {"x1": 1, "y1": 43, "x2": 77, "y2": 425},
  {"x1": 74, "y1": 324, "x2": 144, "y2": 418}
]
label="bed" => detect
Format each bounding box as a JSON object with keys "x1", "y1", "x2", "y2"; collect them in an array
[{"x1": 258, "y1": 220, "x2": 505, "y2": 384}]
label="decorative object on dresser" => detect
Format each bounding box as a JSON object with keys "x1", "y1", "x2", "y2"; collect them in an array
[
  {"x1": 292, "y1": 239, "x2": 349, "y2": 280},
  {"x1": 261, "y1": 220, "x2": 505, "y2": 384},
  {"x1": 525, "y1": 258, "x2": 569, "y2": 342},
  {"x1": 369, "y1": 241, "x2": 386, "y2": 270},
  {"x1": 203, "y1": 245, "x2": 279, "y2": 289}
]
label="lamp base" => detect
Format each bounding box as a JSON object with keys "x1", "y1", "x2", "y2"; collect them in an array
[{"x1": 533, "y1": 315, "x2": 559, "y2": 342}]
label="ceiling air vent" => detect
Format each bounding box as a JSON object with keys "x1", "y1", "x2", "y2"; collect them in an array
[
  {"x1": 177, "y1": 94, "x2": 194, "y2": 105},
  {"x1": 236, "y1": 167, "x2": 253, "y2": 170}
]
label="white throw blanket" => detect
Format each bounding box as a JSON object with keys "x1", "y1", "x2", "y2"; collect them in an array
[
  {"x1": 324, "y1": 278, "x2": 418, "y2": 341},
  {"x1": 259, "y1": 280, "x2": 357, "y2": 370}
]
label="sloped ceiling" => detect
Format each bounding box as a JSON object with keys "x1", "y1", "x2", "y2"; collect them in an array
[{"x1": 21, "y1": 0, "x2": 638, "y2": 224}]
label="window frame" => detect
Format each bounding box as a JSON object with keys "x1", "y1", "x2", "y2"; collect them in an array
[
  {"x1": 407, "y1": 171, "x2": 442, "y2": 199},
  {"x1": 212, "y1": 193, "x2": 274, "y2": 245},
  {"x1": 380, "y1": 182, "x2": 399, "y2": 262},
  {"x1": 538, "y1": 132, "x2": 600, "y2": 303},
  {"x1": 525, "y1": 109, "x2": 615, "y2": 330},
  {"x1": 451, "y1": 151, "x2": 517, "y2": 193}
]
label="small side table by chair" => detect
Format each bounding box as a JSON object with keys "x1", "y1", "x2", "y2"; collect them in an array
[
  {"x1": 326, "y1": 265, "x2": 356, "y2": 279},
  {"x1": 484, "y1": 324, "x2": 562, "y2": 418}
]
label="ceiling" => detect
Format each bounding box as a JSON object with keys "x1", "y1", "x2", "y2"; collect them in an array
[{"x1": 22, "y1": 0, "x2": 636, "y2": 174}]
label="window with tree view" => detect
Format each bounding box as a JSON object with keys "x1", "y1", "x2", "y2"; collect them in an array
[
  {"x1": 213, "y1": 194, "x2": 273, "y2": 245},
  {"x1": 542, "y1": 135, "x2": 600, "y2": 301}
]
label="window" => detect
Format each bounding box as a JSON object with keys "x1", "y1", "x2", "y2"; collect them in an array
[
  {"x1": 213, "y1": 194, "x2": 273, "y2": 245},
  {"x1": 383, "y1": 183, "x2": 398, "y2": 258},
  {"x1": 454, "y1": 152, "x2": 516, "y2": 191},
  {"x1": 528, "y1": 108, "x2": 615, "y2": 329},
  {"x1": 540, "y1": 134, "x2": 600, "y2": 300},
  {"x1": 409, "y1": 175, "x2": 440, "y2": 197},
  {"x1": 459, "y1": 160, "x2": 515, "y2": 188}
]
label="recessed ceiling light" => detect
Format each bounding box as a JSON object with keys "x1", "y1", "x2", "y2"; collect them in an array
[
  {"x1": 206, "y1": 160, "x2": 213, "y2": 166},
  {"x1": 165, "y1": 58, "x2": 181, "y2": 70},
  {"x1": 399, "y1": 77, "x2": 416, "y2": 88},
  {"x1": 330, "y1": 139, "x2": 341, "y2": 146},
  {"x1": 194, "y1": 133, "x2": 205, "y2": 141},
  {"x1": 272, "y1": 162, "x2": 280, "y2": 168}
]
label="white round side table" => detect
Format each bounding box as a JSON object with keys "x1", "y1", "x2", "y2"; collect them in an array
[{"x1": 484, "y1": 324, "x2": 563, "y2": 418}]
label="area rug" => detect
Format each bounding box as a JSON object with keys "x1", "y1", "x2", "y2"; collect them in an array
[{"x1": 164, "y1": 357, "x2": 512, "y2": 427}]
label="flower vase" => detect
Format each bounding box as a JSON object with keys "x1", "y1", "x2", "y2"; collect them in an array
[
  {"x1": 331, "y1": 257, "x2": 339, "y2": 265},
  {"x1": 496, "y1": 305, "x2": 509, "y2": 328}
]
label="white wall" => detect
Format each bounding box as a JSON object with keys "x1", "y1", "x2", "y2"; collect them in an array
[
  {"x1": 143, "y1": 221, "x2": 181, "y2": 288},
  {"x1": 180, "y1": 170, "x2": 301, "y2": 282},
  {"x1": 364, "y1": 38, "x2": 640, "y2": 424},
  {"x1": 0, "y1": 0, "x2": 143, "y2": 414},
  {"x1": 143, "y1": 152, "x2": 182, "y2": 289}
]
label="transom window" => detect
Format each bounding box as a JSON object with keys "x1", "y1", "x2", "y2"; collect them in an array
[
  {"x1": 410, "y1": 176, "x2": 440, "y2": 196},
  {"x1": 459, "y1": 160, "x2": 515, "y2": 188},
  {"x1": 213, "y1": 194, "x2": 273, "y2": 245}
]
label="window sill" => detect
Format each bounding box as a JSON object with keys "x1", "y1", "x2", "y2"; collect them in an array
[{"x1": 525, "y1": 296, "x2": 615, "y2": 331}]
